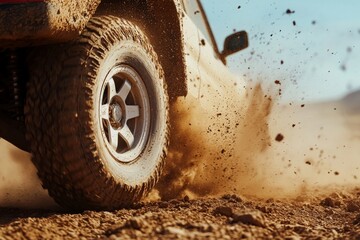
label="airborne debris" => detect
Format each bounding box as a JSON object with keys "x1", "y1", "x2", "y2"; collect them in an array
[
  {"x1": 341, "y1": 64, "x2": 346, "y2": 71},
  {"x1": 275, "y1": 134, "x2": 284, "y2": 142},
  {"x1": 285, "y1": 9, "x2": 295, "y2": 14}
]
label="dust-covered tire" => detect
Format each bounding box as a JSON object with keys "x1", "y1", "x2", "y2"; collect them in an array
[{"x1": 25, "y1": 16, "x2": 169, "y2": 210}]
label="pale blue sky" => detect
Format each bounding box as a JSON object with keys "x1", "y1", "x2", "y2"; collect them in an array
[{"x1": 202, "y1": 0, "x2": 360, "y2": 102}]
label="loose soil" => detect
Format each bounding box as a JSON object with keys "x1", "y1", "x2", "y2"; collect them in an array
[{"x1": 1, "y1": 189, "x2": 360, "y2": 239}]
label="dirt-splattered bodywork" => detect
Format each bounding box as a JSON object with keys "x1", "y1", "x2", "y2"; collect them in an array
[
  {"x1": 96, "y1": 0, "x2": 188, "y2": 99},
  {"x1": 0, "y1": 0, "x2": 187, "y2": 98},
  {"x1": 0, "y1": 0, "x2": 190, "y2": 152},
  {"x1": 0, "y1": 0, "x2": 249, "y2": 158},
  {"x1": 0, "y1": 0, "x2": 100, "y2": 47}
]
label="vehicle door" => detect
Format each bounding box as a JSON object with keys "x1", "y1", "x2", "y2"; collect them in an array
[{"x1": 181, "y1": 0, "x2": 241, "y2": 101}]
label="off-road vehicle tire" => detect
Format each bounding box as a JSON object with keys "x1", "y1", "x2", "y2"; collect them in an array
[{"x1": 25, "y1": 16, "x2": 169, "y2": 209}]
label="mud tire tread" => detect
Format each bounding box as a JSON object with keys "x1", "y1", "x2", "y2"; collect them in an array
[{"x1": 25, "y1": 16, "x2": 169, "y2": 210}]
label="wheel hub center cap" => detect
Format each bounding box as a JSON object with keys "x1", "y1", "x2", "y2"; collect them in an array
[{"x1": 109, "y1": 103, "x2": 123, "y2": 128}]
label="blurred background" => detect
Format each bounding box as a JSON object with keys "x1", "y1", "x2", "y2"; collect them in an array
[{"x1": 203, "y1": 0, "x2": 360, "y2": 103}]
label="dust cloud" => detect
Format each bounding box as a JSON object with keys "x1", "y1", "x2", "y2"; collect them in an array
[
  {"x1": 156, "y1": 81, "x2": 360, "y2": 200},
  {"x1": 1, "y1": 83, "x2": 359, "y2": 207},
  {"x1": 265, "y1": 98, "x2": 360, "y2": 198},
  {"x1": 0, "y1": 139, "x2": 56, "y2": 208},
  {"x1": 156, "y1": 83, "x2": 275, "y2": 199}
]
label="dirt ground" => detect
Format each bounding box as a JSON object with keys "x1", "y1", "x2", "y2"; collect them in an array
[
  {"x1": 1, "y1": 189, "x2": 360, "y2": 239},
  {"x1": 1, "y1": 97, "x2": 360, "y2": 240}
]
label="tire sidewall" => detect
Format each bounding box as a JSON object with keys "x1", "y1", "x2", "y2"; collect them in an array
[{"x1": 92, "y1": 41, "x2": 167, "y2": 186}]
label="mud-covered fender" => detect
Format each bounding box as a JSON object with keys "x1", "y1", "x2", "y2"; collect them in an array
[
  {"x1": 96, "y1": 0, "x2": 188, "y2": 100},
  {"x1": 0, "y1": 0, "x2": 100, "y2": 47}
]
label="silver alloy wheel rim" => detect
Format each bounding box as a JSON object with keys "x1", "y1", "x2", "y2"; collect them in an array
[{"x1": 99, "y1": 64, "x2": 151, "y2": 163}]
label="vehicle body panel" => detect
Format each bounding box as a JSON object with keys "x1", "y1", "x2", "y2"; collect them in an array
[
  {"x1": 0, "y1": 0, "x2": 242, "y2": 101},
  {"x1": 0, "y1": 0, "x2": 247, "y2": 152},
  {"x1": 0, "y1": 0, "x2": 100, "y2": 47},
  {"x1": 181, "y1": 0, "x2": 245, "y2": 103}
]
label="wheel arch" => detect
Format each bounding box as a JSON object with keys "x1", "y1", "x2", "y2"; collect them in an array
[{"x1": 95, "y1": 0, "x2": 188, "y2": 100}]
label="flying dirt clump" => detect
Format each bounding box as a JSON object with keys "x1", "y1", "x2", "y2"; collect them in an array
[
  {"x1": 156, "y1": 83, "x2": 274, "y2": 200},
  {"x1": 275, "y1": 133, "x2": 284, "y2": 142}
]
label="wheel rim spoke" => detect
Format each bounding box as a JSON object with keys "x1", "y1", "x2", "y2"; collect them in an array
[
  {"x1": 107, "y1": 78, "x2": 117, "y2": 99},
  {"x1": 101, "y1": 104, "x2": 109, "y2": 120},
  {"x1": 118, "y1": 80, "x2": 132, "y2": 101},
  {"x1": 108, "y1": 126, "x2": 119, "y2": 149},
  {"x1": 99, "y1": 65, "x2": 150, "y2": 162},
  {"x1": 119, "y1": 125, "x2": 135, "y2": 148},
  {"x1": 126, "y1": 105, "x2": 140, "y2": 120}
]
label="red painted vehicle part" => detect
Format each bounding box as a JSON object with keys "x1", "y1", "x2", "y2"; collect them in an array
[{"x1": 0, "y1": 0, "x2": 43, "y2": 3}]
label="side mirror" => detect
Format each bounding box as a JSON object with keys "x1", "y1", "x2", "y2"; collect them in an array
[{"x1": 221, "y1": 31, "x2": 249, "y2": 59}]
